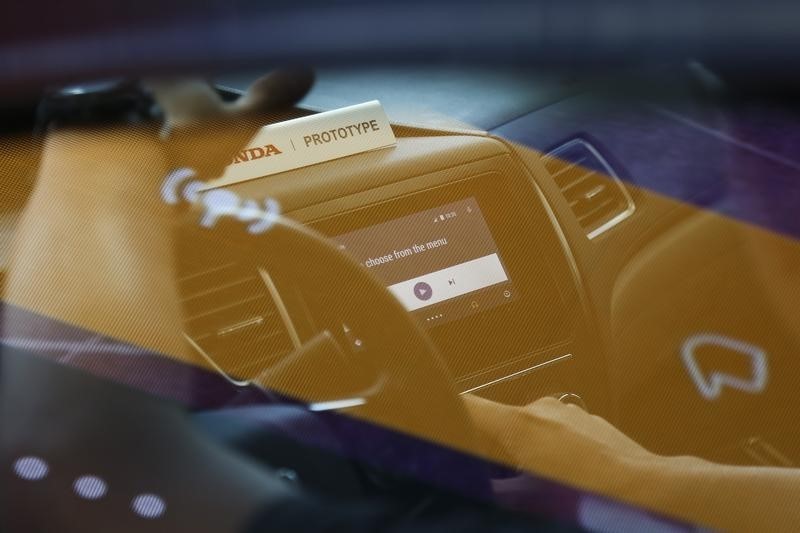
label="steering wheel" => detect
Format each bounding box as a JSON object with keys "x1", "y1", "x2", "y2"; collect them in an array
[{"x1": 176, "y1": 209, "x2": 490, "y2": 494}]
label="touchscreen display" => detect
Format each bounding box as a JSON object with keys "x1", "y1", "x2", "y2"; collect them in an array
[{"x1": 332, "y1": 197, "x2": 516, "y2": 326}]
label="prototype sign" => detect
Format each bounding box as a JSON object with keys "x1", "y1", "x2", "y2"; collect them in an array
[{"x1": 203, "y1": 100, "x2": 397, "y2": 188}]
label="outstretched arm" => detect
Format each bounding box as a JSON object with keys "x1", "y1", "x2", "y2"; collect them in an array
[
  {"x1": 465, "y1": 393, "x2": 800, "y2": 533},
  {"x1": 5, "y1": 73, "x2": 312, "y2": 359}
]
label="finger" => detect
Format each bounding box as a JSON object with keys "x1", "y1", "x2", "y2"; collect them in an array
[
  {"x1": 148, "y1": 70, "x2": 314, "y2": 180},
  {"x1": 148, "y1": 69, "x2": 314, "y2": 126},
  {"x1": 233, "y1": 68, "x2": 315, "y2": 114},
  {"x1": 146, "y1": 79, "x2": 226, "y2": 129}
]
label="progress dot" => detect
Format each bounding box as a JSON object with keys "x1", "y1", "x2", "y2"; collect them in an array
[
  {"x1": 73, "y1": 475, "x2": 107, "y2": 500},
  {"x1": 132, "y1": 494, "x2": 166, "y2": 519},
  {"x1": 13, "y1": 456, "x2": 49, "y2": 481}
]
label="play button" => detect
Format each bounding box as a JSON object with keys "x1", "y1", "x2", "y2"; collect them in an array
[{"x1": 413, "y1": 281, "x2": 433, "y2": 301}]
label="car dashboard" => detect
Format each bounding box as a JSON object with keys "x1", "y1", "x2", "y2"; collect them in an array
[{"x1": 174, "y1": 120, "x2": 612, "y2": 416}]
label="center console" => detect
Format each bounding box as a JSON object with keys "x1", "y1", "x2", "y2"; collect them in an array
[{"x1": 181, "y1": 133, "x2": 607, "y2": 413}]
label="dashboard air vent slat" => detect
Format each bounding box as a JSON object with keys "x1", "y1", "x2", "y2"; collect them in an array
[
  {"x1": 177, "y1": 260, "x2": 294, "y2": 379},
  {"x1": 543, "y1": 139, "x2": 634, "y2": 239}
]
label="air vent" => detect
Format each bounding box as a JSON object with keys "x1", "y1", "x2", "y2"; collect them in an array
[
  {"x1": 178, "y1": 261, "x2": 297, "y2": 381},
  {"x1": 543, "y1": 139, "x2": 634, "y2": 239}
]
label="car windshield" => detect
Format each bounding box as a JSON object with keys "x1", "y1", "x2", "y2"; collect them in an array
[{"x1": 3, "y1": 3, "x2": 800, "y2": 532}]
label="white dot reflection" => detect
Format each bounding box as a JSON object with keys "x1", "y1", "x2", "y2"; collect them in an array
[
  {"x1": 13, "y1": 456, "x2": 49, "y2": 480},
  {"x1": 73, "y1": 475, "x2": 107, "y2": 500},
  {"x1": 132, "y1": 494, "x2": 166, "y2": 519}
]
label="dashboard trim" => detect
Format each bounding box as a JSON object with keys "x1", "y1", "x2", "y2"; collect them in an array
[
  {"x1": 546, "y1": 138, "x2": 636, "y2": 240},
  {"x1": 459, "y1": 353, "x2": 573, "y2": 395}
]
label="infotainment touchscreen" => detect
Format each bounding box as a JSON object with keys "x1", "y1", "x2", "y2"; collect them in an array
[
  {"x1": 332, "y1": 197, "x2": 516, "y2": 327},
  {"x1": 312, "y1": 173, "x2": 575, "y2": 379}
]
